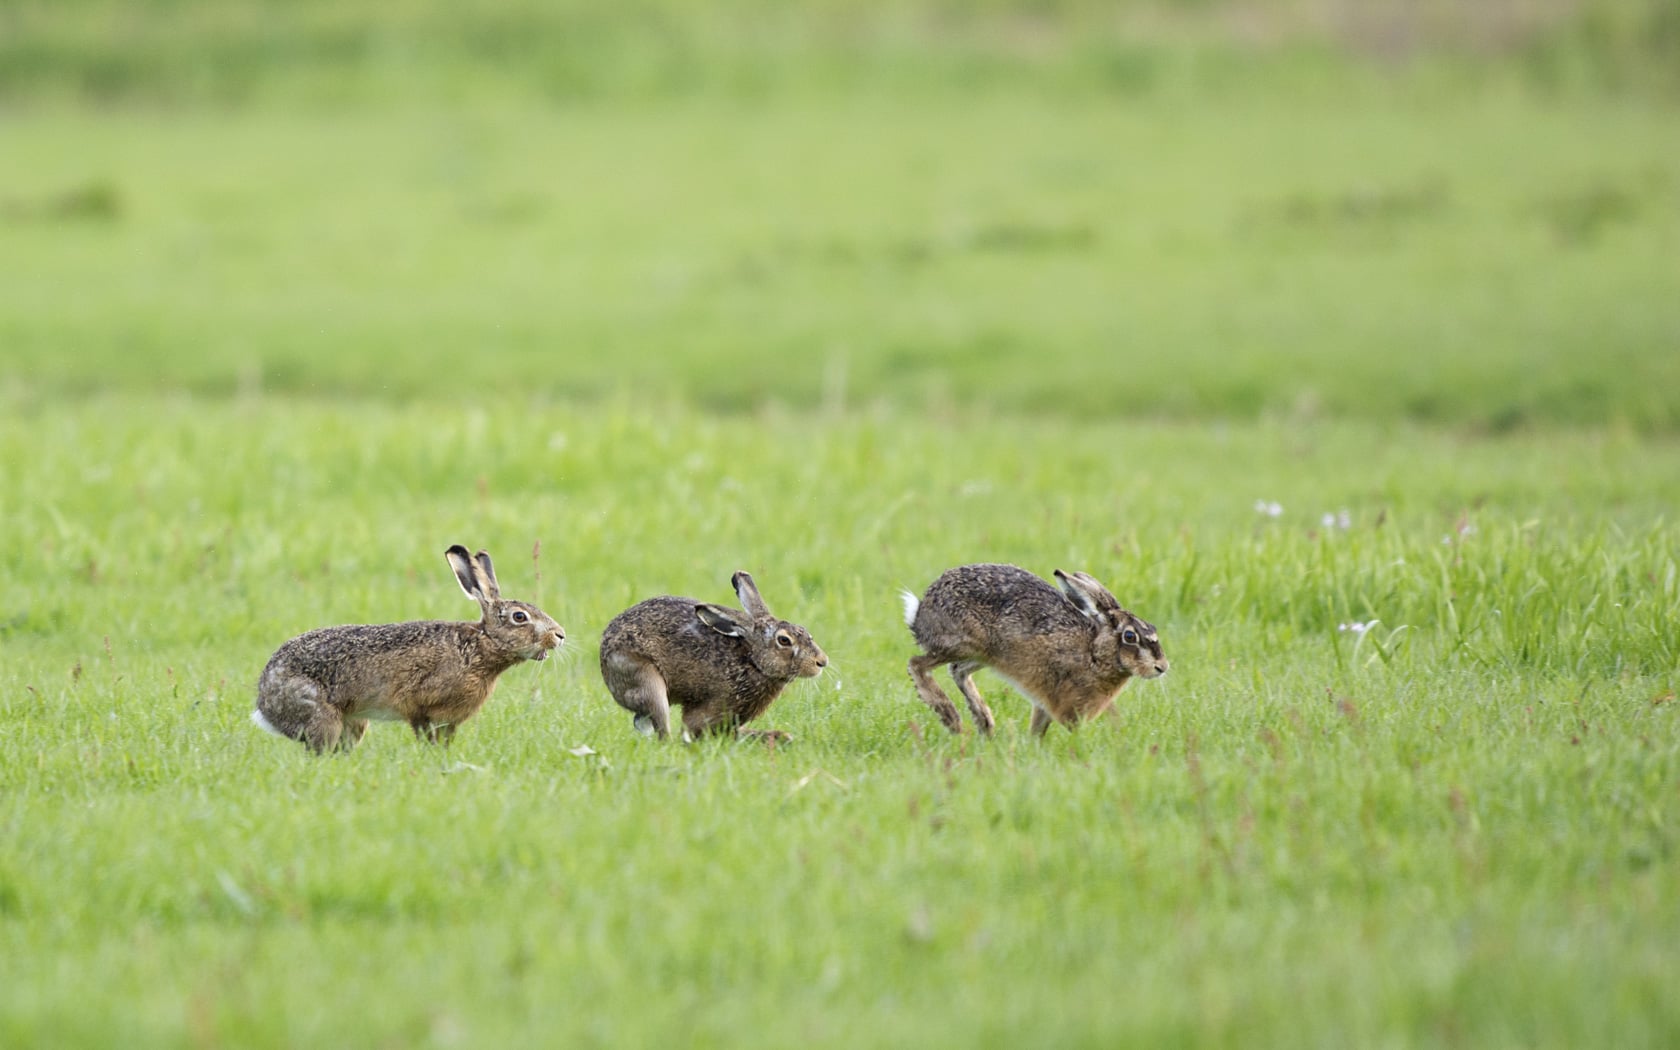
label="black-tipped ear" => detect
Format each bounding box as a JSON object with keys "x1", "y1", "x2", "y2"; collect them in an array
[
  {"x1": 1055, "y1": 569, "x2": 1115, "y2": 623},
  {"x1": 446, "y1": 545, "x2": 483, "y2": 602},
  {"x1": 473, "y1": 550, "x2": 501, "y2": 600},
  {"x1": 732, "y1": 571, "x2": 771, "y2": 619},
  {"x1": 695, "y1": 603, "x2": 750, "y2": 638}
]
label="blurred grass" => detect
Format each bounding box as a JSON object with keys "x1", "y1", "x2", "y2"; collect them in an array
[
  {"x1": 3, "y1": 0, "x2": 1678, "y2": 104},
  {"x1": 2, "y1": 1, "x2": 1677, "y2": 429},
  {"x1": 3, "y1": 96, "x2": 1677, "y2": 428}
]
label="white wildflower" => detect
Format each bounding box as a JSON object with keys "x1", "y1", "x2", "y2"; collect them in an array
[{"x1": 1254, "y1": 500, "x2": 1283, "y2": 518}]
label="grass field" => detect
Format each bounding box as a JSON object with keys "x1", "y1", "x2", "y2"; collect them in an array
[
  {"x1": 5, "y1": 94, "x2": 1679, "y2": 429},
  {"x1": 4, "y1": 403, "x2": 1676, "y2": 1046},
  {"x1": 3, "y1": 1, "x2": 1680, "y2": 1046}
]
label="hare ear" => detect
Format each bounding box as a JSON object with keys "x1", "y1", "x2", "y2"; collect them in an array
[
  {"x1": 473, "y1": 550, "x2": 501, "y2": 600},
  {"x1": 731, "y1": 571, "x2": 772, "y2": 619},
  {"x1": 1055, "y1": 569, "x2": 1117, "y2": 624},
  {"x1": 446, "y1": 545, "x2": 485, "y2": 603},
  {"x1": 695, "y1": 603, "x2": 750, "y2": 638}
]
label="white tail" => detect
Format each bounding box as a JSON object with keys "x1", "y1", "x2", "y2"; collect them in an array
[
  {"x1": 250, "y1": 708, "x2": 286, "y2": 737},
  {"x1": 900, "y1": 590, "x2": 920, "y2": 628}
]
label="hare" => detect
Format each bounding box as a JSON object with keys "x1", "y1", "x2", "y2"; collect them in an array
[
  {"x1": 904, "y1": 563, "x2": 1167, "y2": 737},
  {"x1": 252, "y1": 545, "x2": 564, "y2": 752},
  {"x1": 599, "y1": 571, "x2": 827, "y2": 742}
]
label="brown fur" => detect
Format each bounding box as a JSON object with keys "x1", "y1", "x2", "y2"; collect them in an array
[
  {"x1": 599, "y1": 571, "x2": 826, "y2": 741},
  {"x1": 253, "y1": 545, "x2": 564, "y2": 752},
  {"x1": 905, "y1": 563, "x2": 1167, "y2": 736}
]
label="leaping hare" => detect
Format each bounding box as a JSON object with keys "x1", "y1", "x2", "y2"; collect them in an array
[
  {"x1": 904, "y1": 563, "x2": 1166, "y2": 736},
  {"x1": 599, "y1": 571, "x2": 827, "y2": 742},
  {"x1": 253, "y1": 545, "x2": 564, "y2": 752}
]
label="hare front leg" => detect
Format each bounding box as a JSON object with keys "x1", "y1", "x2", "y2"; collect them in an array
[
  {"x1": 1029, "y1": 705, "x2": 1055, "y2": 737},
  {"x1": 339, "y1": 717, "x2": 369, "y2": 751},
  {"x1": 602, "y1": 650, "x2": 673, "y2": 739},
  {"x1": 409, "y1": 718, "x2": 457, "y2": 745},
  {"x1": 681, "y1": 704, "x2": 740, "y2": 741},
  {"x1": 949, "y1": 661, "x2": 996, "y2": 736},
  {"x1": 908, "y1": 654, "x2": 964, "y2": 734}
]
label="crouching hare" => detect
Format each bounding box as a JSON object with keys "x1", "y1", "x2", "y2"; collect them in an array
[
  {"x1": 904, "y1": 563, "x2": 1167, "y2": 736},
  {"x1": 600, "y1": 571, "x2": 827, "y2": 742},
  {"x1": 253, "y1": 545, "x2": 565, "y2": 752}
]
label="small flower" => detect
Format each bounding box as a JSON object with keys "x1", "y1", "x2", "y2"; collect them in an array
[
  {"x1": 1338, "y1": 620, "x2": 1377, "y2": 634},
  {"x1": 1254, "y1": 499, "x2": 1284, "y2": 518},
  {"x1": 1321, "y1": 509, "x2": 1352, "y2": 530}
]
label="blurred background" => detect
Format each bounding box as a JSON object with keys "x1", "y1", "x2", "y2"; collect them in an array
[{"x1": 3, "y1": 0, "x2": 1677, "y2": 429}]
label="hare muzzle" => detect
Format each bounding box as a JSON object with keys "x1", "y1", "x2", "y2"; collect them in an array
[{"x1": 533, "y1": 627, "x2": 564, "y2": 661}]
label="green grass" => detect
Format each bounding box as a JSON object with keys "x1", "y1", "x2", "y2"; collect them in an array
[
  {"x1": 2, "y1": 400, "x2": 1677, "y2": 1046},
  {"x1": 3, "y1": 1, "x2": 1680, "y2": 1044},
  {"x1": 4, "y1": 94, "x2": 1678, "y2": 430}
]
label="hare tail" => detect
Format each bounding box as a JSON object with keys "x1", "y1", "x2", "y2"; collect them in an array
[
  {"x1": 899, "y1": 590, "x2": 920, "y2": 628},
  {"x1": 251, "y1": 708, "x2": 286, "y2": 737}
]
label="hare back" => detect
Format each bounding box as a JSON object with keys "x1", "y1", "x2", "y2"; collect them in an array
[
  {"x1": 911, "y1": 564, "x2": 1086, "y2": 656},
  {"x1": 260, "y1": 620, "x2": 488, "y2": 719},
  {"x1": 601, "y1": 595, "x2": 786, "y2": 705}
]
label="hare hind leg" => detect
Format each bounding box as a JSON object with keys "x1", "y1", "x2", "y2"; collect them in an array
[
  {"x1": 256, "y1": 673, "x2": 347, "y2": 753},
  {"x1": 602, "y1": 650, "x2": 673, "y2": 739},
  {"x1": 949, "y1": 661, "x2": 996, "y2": 736},
  {"x1": 909, "y1": 653, "x2": 964, "y2": 734}
]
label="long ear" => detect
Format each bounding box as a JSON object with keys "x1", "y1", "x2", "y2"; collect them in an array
[
  {"x1": 731, "y1": 571, "x2": 771, "y2": 619},
  {"x1": 1054, "y1": 569, "x2": 1118, "y2": 623},
  {"x1": 446, "y1": 545, "x2": 485, "y2": 603},
  {"x1": 695, "y1": 603, "x2": 750, "y2": 638},
  {"x1": 473, "y1": 549, "x2": 501, "y2": 600}
]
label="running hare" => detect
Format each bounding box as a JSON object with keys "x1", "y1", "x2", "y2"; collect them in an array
[
  {"x1": 904, "y1": 563, "x2": 1166, "y2": 736},
  {"x1": 600, "y1": 571, "x2": 827, "y2": 742},
  {"x1": 253, "y1": 545, "x2": 564, "y2": 752}
]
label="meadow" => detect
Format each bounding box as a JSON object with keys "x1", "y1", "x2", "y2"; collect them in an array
[{"x1": 3, "y1": 1, "x2": 1680, "y2": 1046}]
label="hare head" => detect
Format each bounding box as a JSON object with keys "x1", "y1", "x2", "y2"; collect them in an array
[
  {"x1": 445, "y1": 544, "x2": 565, "y2": 662},
  {"x1": 693, "y1": 571, "x2": 827, "y2": 683},
  {"x1": 1053, "y1": 569, "x2": 1168, "y2": 679}
]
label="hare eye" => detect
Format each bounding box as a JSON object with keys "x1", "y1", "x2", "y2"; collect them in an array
[
  {"x1": 1121, "y1": 628, "x2": 1139, "y2": 645},
  {"x1": 775, "y1": 632, "x2": 794, "y2": 648},
  {"x1": 511, "y1": 610, "x2": 530, "y2": 624}
]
